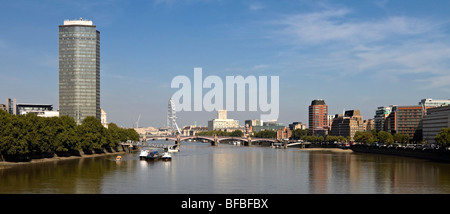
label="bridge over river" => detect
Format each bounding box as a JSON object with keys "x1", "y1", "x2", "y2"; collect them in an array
[{"x1": 128, "y1": 135, "x2": 311, "y2": 149}]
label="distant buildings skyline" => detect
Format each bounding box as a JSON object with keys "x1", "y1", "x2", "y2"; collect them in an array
[
  {"x1": 3, "y1": 93, "x2": 450, "y2": 144},
  {"x1": 1, "y1": 17, "x2": 449, "y2": 141}
]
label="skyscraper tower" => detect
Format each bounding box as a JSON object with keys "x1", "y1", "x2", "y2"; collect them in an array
[
  {"x1": 59, "y1": 18, "x2": 100, "y2": 124},
  {"x1": 308, "y1": 99, "x2": 328, "y2": 136}
]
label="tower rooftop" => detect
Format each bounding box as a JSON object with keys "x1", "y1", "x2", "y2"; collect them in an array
[
  {"x1": 63, "y1": 18, "x2": 93, "y2": 26},
  {"x1": 311, "y1": 99, "x2": 326, "y2": 105}
]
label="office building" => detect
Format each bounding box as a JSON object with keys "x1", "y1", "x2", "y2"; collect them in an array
[
  {"x1": 386, "y1": 105, "x2": 430, "y2": 142},
  {"x1": 182, "y1": 125, "x2": 209, "y2": 136},
  {"x1": 374, "y1": 105, "x2": 395, "y2": 132},
  {"x1": 419, "y1": 98, "x2": 450, "y2": 108},
  {"x1": 385, "y1": 106, "x2": 397, "y2": 134},
  {"x1": 208, "y1": 110, "x2": 240, "y2": 131},
  {"x1": 364, "y1": 119, "x2": 374, "y2": 132},
  {"x1": 395, "y1": 106, "x2": 424, "y2": 141},
  {"x1": 309, "y1": 99, "x2": 328, "y2": 136},
  {"x1": 422, "y1": 105, "x2": 450, "y2": 144},
  {"x1": 245, "y1": 119, "x2": 263, "y2": 134},
  {"x1": 16, "y1": 103, "x2": 55, "y2": 116},
  {"x1": 327, "y1": 115, "x2": 335, "y2": 131},
  {"x1": 289, "y1": 122, "x2": 306, "y2": 130},
  {"x1": 330, "y1": 110, "x2": 364, "y2": 140},
  {"x1": 5, "y1": 98, "x2": 16, "y2": 115},
  {"x1": 3, "y1": 98, "x2": 58, "y2": 117},
  {"x1": 245, "y1": 119, "x2": 263, "y2": 128},
  {"x1": 277, "y1": 127, "x2": 292, "y2": 140},
  {"x1": 252, "y1": 121, "x2": 284, "y2": 132},
  {"x1": 217, "y1": 110, "x2": 227, "y2": 120},
  {"x1": 59, "y1": 18, "x2": 100, "y2": 124}
]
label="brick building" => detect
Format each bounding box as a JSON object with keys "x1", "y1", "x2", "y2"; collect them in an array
[{"x1": 308, "y1": 99, "x2": 328, "y2": 136}]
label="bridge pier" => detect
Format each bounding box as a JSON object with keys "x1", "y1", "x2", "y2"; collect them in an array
[
  {"x1": 176, "y1": 134, "x2": 181, "y2": 149},
  {"x1": 212, "y1": 135, "x2": 218, "y2": 146},
  {"x1": 247, "y1": 136, "x2": 252, "y2": 147}
]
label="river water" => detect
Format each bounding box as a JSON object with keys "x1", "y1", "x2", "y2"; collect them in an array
[{"x1": 1, "y1": 140, "x2": 450, "y2": 194}]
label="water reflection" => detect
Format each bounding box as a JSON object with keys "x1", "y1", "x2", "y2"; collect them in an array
[
  {"x1": 1, "y1": 142, "x2": 450, "y2": 194},
  {"x1": 307, "y1": 151, "x2": 450, "y2": 194}
]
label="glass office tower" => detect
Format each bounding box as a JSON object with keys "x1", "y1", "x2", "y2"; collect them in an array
[{"x1": 59, "y1": 19, "x2": 100, "y2": 124}]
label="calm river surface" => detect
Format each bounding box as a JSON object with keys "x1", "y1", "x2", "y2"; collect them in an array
[{"x1": 1, "y1": 140, "x2": 450, "y2": 194}]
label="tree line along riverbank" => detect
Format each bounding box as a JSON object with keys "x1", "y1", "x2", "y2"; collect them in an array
[{"x1": 0, "y1": 110, "x2": 139, "y2": 162}]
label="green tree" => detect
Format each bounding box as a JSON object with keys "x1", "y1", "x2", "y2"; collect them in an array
[
  {"x1": 393, "y1": 133, "x2": 402, "y2": 143},
  {"x1": 326, "y1": 135, "x2": 338, "y2": 142},
  {"x1": 229, "y1": 130, "x2": 244, "y2": 137},
  {"x1": 393, "y1": 133, "x2": 409, "y2": 145},
  {"x1": 401, "y1": 134, "x2": 410, "y2": 144},
  {"x1": 303, "y1": 135, "x2": 324, "y2": 143},
  {"x1": 378, "y1": 131, "x2": 394, "y2": 145},
  {"x1": 254, "y1": 130, "x2": 277, "y2": 138},
  {"x1": 291, "y1": 129, "x2": 307, "y2": 140},
  {"x1": 126, "y1": 128, "x2": 140, "y2": 141},
  {"x1": 0, "y1": 112, "x2": 30, "y2": 159},
  {"x1": 354, "y1": 131, "x2": 364, "y2": 143},
  {"x1": 106, "y1": 123, "x2": 121, "y2": 148},
  {"x1": 435, "y1": 128, "x2": 450, "y2": 148},
  {"x1": 361, "y1": 132, "x2": 375, "y2": 144},
  {"x1": 371, "y1": 129, "x2": 379, "y2": 142},
  {"x1": 77, "y1": 116, "x2": 107, "y2": 151},
  {"x1": 54, "y1": 115, "x2": 80, "y2": 153}
]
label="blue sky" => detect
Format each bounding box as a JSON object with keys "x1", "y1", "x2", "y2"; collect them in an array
[{"x1": 1, "y1": 0, "x2": 450, "y2": 128}]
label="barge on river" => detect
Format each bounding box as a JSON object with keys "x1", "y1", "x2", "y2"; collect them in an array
[{"x1": 139, "y1": 148, "x2": 172, "y2": 161}]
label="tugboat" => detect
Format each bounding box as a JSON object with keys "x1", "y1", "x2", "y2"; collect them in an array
[{"x1": 145, "y1": 149, "x2": 164, "y2": 160}]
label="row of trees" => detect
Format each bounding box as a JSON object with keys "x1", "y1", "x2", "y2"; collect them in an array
[
  {"x1": 253, "y1": 130, "x2": 277, "y2": 138},
  {"x1": 195, "y1": 130, "x2": 244, "y2": 137},
  {"x1": 353, "y1": 130, "x2": 410, "y2": 145},
  {"x1": 0, "y1": 110, "x2": 139, "y2": 161}
]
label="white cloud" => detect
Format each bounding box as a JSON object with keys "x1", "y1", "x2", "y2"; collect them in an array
[
  {"x1": 269, "y1": 5, "x2": 450, "y2": 89},
  {"x1": 274, "y1": 8, "x2": 436, "y2": 46},
  {"x1": 415, "y1": 74, "x2": 450, "y2": 90},
  {"x1": 354, "y1": 42, "x2": 450, "y2": 74},
  {"x1": 249, "y1": 2, "x2": 264, "y2": 11}
]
